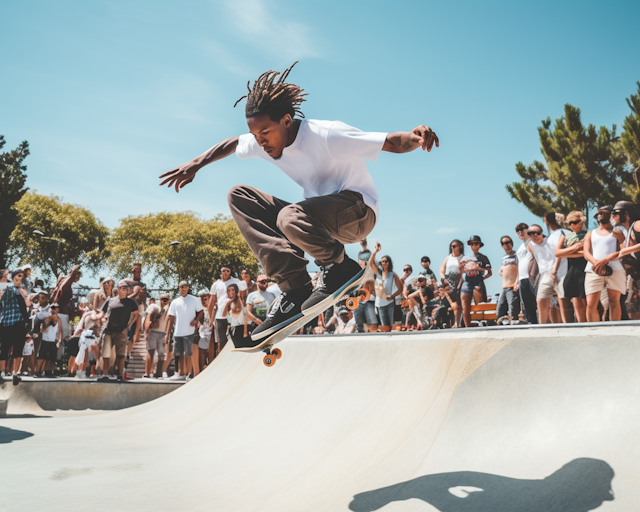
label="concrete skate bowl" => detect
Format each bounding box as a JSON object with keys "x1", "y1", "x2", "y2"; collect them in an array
[{"x1": 3, "y1": 323, "x2": 638, "y2": 511}]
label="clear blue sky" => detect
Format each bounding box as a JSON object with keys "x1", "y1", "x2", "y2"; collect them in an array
[{"x1": 3, "y1": 0, "x2": 639, "y2": 293}]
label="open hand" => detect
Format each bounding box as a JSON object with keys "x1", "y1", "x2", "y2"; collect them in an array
[
  {"x1": 411, "y1": 125, "x2": 439, "y2": 152},
  {"x1": 159, "y1": 164, "x2": 198, "y2": 193}
]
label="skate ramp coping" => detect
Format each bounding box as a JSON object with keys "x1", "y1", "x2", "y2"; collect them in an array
[{"x1": 2, "y1": 322, "x2": 638, "y2": 511}]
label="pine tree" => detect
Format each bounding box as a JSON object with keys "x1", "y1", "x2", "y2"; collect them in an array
[
  {"x1": 0, "y1": 136, "x2": 29, "y2": 269},
  {"x1": 506, "y1": 104, "x2": 633, "y2": 227},
  {"x1": 621, "y1": 81, "x2": 640, "y2": 169}
]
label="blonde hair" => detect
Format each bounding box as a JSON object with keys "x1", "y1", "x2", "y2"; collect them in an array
[{"x1": 566, "y1": 210, "x2": 586, "y2": 224}]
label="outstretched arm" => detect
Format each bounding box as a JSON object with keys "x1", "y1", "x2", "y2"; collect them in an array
[
  {"x1": 159, "y1": 137, "x2": 240, "y2": 193},
  {"x1": 382, "y1": 126, "x2": 439, "y2": 153}
]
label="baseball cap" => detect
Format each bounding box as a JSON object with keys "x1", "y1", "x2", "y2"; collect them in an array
[
  {"x1": 613, "y1": 200, "x2": 634, "y2": 212},
  {"x1": 338, "y1": 307, "x2": 349, "y2": 315},
  {"x1": 178, "y1": 280, "x2": 189, "y2": 287},
  {"x1": 594, "y1": 205, "x2": 613, "y2": 219},
  {"x1": 197, "y1": 289, "x2": 210, "y2": 297},
  {"x1": 117, "y1": 279, "x2": 130, "y2": 288}
]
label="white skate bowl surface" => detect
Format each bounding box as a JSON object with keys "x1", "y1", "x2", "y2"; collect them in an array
[{"x1": 3, "y1": 323, "x2": 638, "y2": 511}]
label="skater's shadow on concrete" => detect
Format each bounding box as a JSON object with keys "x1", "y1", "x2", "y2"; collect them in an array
[
  {"x1": 349, "y1": 458, "x2": 614, "y2": 512},
  {"x1": 0, "y1": 426, "x2": 34, "y2": 444}
]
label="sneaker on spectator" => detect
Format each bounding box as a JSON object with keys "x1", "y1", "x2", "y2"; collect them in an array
[
  {"x1": 142, "y1": 374, "x2": 150, "y2": 379},
  {"x1": 162, "y1": 372, "x2": 169, "y2": 379},
  {"x1": 98, "y1": 376, "x2": 111, "y2": 382},
  {"x1": 0, "y1": 371, "x2": 6, "y2": 379},
  {"x1": 149, "y1": 373, "x2": 155, "y2": 379},
  {"x1": 250, "y1": 282, "x2": 313, "y2": 342},
  {"x1": 123, "y1": 373, "x2": 135, "y2": 381},
  {"x1": 301, "y1": 256, "x2": 363, "y2": 317},
  {"x1": 12, "y1": 374, "x2": 21, "y2": 385}
]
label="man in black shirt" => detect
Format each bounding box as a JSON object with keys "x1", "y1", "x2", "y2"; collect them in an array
[{"x1": 95, "y1": 280, "x2": 139, "y2": 380}]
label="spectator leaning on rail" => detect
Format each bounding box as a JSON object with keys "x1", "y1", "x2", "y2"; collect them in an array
[
  {"x1": 583, "y1": 206, "x2": 626, "y2": 322},
  {"x1": 515, "y1": 223, "x2": 538, "y2": 324},
  {"x1": 94, "y1": 279, "x2": 140, "y2": 381},
  {"x1": 459, "y1": 236, "x2": 492, "y2": 329},
  {"x1": 497, "y1": 236, "x2": 520, "y2": 323}
]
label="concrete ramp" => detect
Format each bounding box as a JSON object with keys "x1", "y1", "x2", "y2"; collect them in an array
[{"x1": 2, "y1": 324, "x2": 638, "y2": 511}]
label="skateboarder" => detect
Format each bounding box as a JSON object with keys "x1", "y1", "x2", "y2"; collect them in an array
[{"x1": 160, "y1": 62, "x2": 439, "y2": 344}]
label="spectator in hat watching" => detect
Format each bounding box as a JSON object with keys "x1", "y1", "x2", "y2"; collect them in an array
[
  {"x1": 460, "y1": 235, "x2": 492, "y2": 328},
  {"x1": 514, "y1": 223, "x2": 538, "y2": 324},
  {"x1": 143, "y1": 293, "x2": 170, "y2": 378},
  {"x1": 94, "y1": 279, "x2": 140, "y2": 380},
  {"x1": 166, "y1": 281, "x2": 203, "y2": 380},
  {"x1": 325, "y1": 307, "x2": 356, "y2": 334},
  {"x1": 358, "y1": 239, "x2": 372, "y2": 268},
  {"x1": 497, "y1": 236, "x2": 520, "y2": 323},
  {"x1": 584, "y1": 206, "x2": 626, "y2": 322}
]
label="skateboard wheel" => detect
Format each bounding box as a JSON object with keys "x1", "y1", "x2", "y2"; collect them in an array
[
  {"x1": 345, "y1": 297, "x2": 359, "y2": 310},
  {"x1": 358, "y1": 289, "x2": 371, "y2": 302},
  {"x1": 272, "y1": 348, "x2": 282, "y2": 360},
  {"x1": 263, "y1": 354, "x2": 276, "y2": 367}
]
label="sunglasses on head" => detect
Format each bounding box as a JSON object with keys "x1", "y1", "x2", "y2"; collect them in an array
[{"x1": 528, "y1": 230, "x2": 542, "y2": 236}]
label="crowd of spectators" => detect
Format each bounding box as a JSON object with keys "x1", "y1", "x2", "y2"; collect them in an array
[{"x1": 2, "y1": 200, "x2": 640, "y2": 383}]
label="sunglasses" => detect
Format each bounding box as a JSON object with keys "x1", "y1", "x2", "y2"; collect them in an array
[
  {"x1": 568, "y1": 220, "x2": 582, "y2": 225},
  {"x1": 403, "y1": 268, "x2": 411, "y2": 272},
  {"x1": 257, "y1": 280, "x2": 267, "y2": 284},
  {"x1": 528, "y1": 230, "x2": 542, "y2": 236},
  {"x1": 501, "y1": 241, "x2": 513, "y2": 246},
  {"x1": 469, "y1": 242, "x2": 480, "y2": 246},
  {"x1": 161, "y1": 298, "x2": 169, "y2": 302},
  {"x1": 612, "y1": 210, "x2": 623, "y2": 216},
  {"x1": 515, "y1": 228, "x2": 526, "y2": 233},
  {"x1": 50, "y1": 306, "x2": 58, "y2": 309},
  {"x1": 381, "y1": 260, "x2": 389, "y2": 264}
]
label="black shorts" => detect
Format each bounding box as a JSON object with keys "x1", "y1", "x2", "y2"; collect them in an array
[
  {"x1": 0, "y1": 323, "x2": 26, "y2": 361},
  {"x1": 38, "y1": 341, "x2": 58, "y2": 361},
  {"x1": 66, "y1": 336, "x2": 80, "y2": 357}
]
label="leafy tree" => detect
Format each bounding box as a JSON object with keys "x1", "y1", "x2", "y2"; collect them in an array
[
  {"x1": 506, "y1": 104, "x2": 633, "y2": 226},
  {"x1": 0, "y1": 135, "x2": 29, "y2": 269},
  {"x1": 9, "y1": 192, "x2": 109, "y2": 279},
  {"x1": 105, "y1": 212, "x2": 259, "y2": 291},
  {"x1": 622, "y1": 81, "x2": 640, "y2": 170}
]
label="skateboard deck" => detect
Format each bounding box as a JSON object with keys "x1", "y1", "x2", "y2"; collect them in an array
[{"x1": 232, "y1": 264, "x2": 376, "y2": 367}]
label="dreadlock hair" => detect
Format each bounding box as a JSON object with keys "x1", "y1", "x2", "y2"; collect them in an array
[{"x1": 234, "y1": 61, "x2": 307, "y2": 121}]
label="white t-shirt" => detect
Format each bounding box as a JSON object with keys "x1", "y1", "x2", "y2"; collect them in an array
[
  {"x1": 168, "y1": 294, "x2": 203, "y2": 337},
  {"x1": 210, "y1": 278, "x2": 241, "y2": 320},
  {"x1": 236, "y1": 119, "x2": 387, "y2": 221},
  {"x1": 23, "y1": 339, "x2": 34, "y2": 356},
  {"x1": 516, "y1": 239, "x2": 532, "y2": 280},
  {"x1": 547, "y1": 228, "x2": 569, "y2": 278}
]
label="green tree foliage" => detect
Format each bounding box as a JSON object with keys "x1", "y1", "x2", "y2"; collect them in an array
[
  {"x1": 9, "y1": 192, "x2": 109, "y2": 279},
  {"x1": 622, "y1": 81, "x2": 640, "y2": 169},
  {"x1": 105, "y1": 212, "x2": 259, "y2": 290},
  {"x1": 0, "y1": 135, "x2": 30, "y2": 269},
  {"x1": 506, "y1": 104, "x2": 633, "y2": 225}
]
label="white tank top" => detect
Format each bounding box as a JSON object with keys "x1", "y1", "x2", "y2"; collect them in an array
[
  {"x1": 585, "y1": 230, "x2": 623, "y2": 272},
  {"x1": 445, "y1": 254, "x2": 462, "y2": 275},
  {"x1": 530, "y1": 238, "x2": 555, "y2": 274}
]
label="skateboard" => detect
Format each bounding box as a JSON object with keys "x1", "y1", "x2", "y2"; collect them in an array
[{"x1": 232, "y1": 264, "x2": 376, "y2": 367}]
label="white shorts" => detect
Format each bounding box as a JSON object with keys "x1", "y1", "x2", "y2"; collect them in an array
[
  {"x1": 584, "y1": 269, "x2": 626, "y2": 295},
  {"x1": 537, "y1": 272, "x2": 565, "y2": 300}
]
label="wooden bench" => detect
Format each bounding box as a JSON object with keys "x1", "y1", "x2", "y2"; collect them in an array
[{"x1": 469, "y1": 302, "x2": 497, "y2": 326}]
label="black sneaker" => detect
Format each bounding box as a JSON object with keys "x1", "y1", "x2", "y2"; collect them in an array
[
  {"x1": 301, "y1": 256, "x2": 364, "y2": 317},
  {"x1": 12, "y1": 374, "x2": 21, "y2": 386},
  {"x1": 250, "y1": 283, "x2": 313, "y2": 342}
]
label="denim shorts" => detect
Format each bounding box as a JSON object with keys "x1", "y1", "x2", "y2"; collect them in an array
[
  {"x1": 376, "y1": 303, "x2": 395, "y2": 326},
  {"x1": 353, "y1": 300, "x2": 378, "y2": 325},
  {"x1": 174, "y1": 334, "x2": 194, "y2": 356},
  {"x1": 461, "y1": 275, "x2": 485, "y2": 294}
]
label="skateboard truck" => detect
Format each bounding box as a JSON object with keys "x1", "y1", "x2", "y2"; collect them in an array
[{"x1": 263, "y1": 348, "x2": 283, "y2": 367}]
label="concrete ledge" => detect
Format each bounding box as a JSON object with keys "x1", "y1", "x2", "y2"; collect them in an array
[{"x1": 0, "y1": 378, "x2": 184, "y2": 415}]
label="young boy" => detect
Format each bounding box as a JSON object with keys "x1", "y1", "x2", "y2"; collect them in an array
[{"x1": 160, "y1": 62, "x2": 439, "y2": 344}]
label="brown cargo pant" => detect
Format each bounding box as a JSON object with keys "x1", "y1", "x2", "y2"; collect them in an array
[{"x1": 227, "y1": 185, "x2": 376, "y2": 292}]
